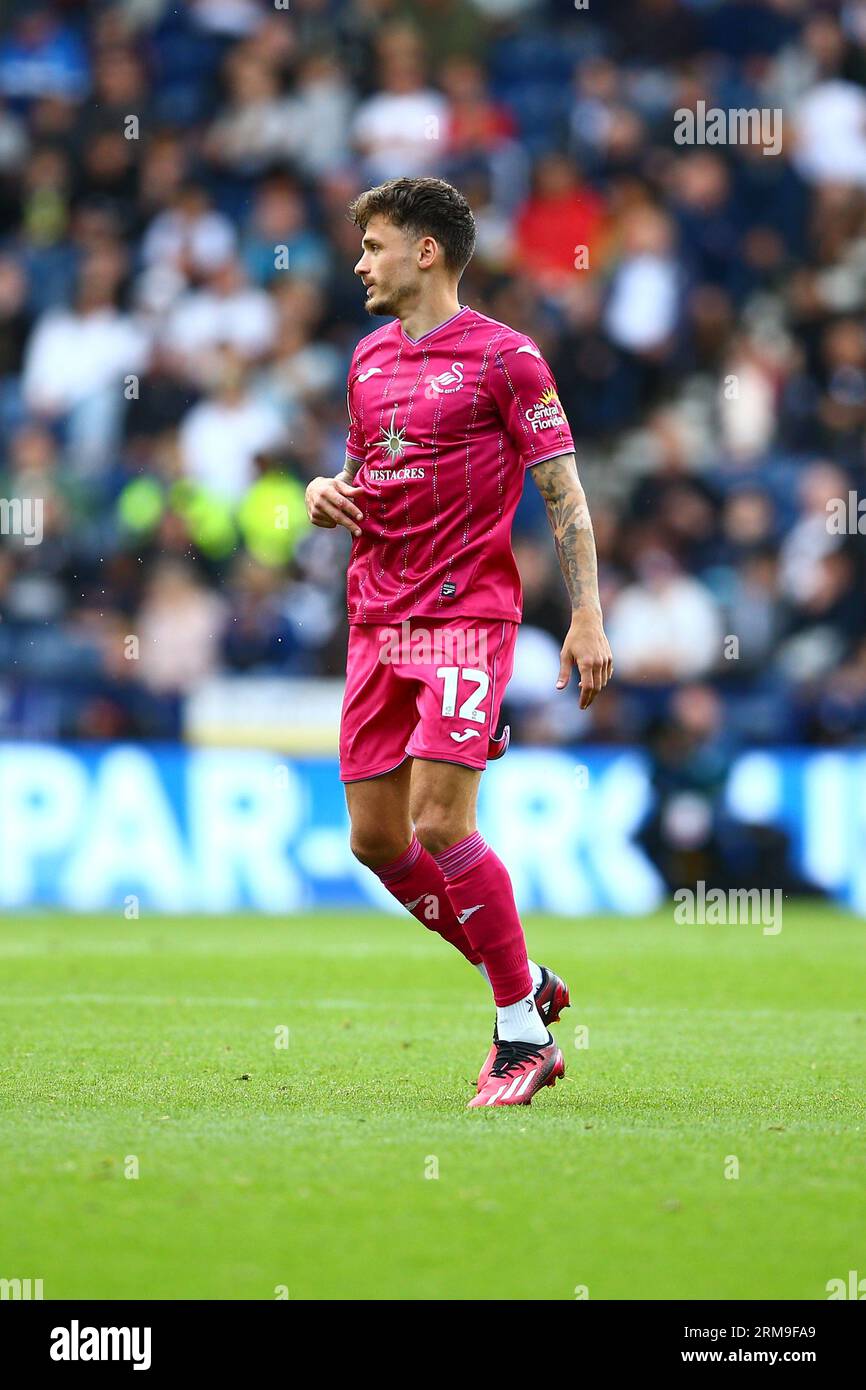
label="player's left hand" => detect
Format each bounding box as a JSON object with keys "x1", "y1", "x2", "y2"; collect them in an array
[{"x1": 556, "y1": 610, "x2": 613, "y2": 708}]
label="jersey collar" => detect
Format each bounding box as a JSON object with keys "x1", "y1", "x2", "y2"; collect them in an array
[{"x1": 400, "y1": 304, "x2": 470, "y2": 345}]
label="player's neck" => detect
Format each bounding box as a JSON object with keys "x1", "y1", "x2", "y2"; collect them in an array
[{"x1": 399, "y1": 292, "x2": 463, "y2": 343}]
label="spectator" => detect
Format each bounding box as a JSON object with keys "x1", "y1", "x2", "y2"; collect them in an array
[
  {"x1": 603, "y1": 205, "x2": 681, "y2": 355},
  {"x1": 162, "y1": 257, "x2": 278, "y2": 381},
  {"x1": 203, "y1": 49, "x2": 294, "y2": 176},
  {"x1": 513, "y1": 152, "x2": 608, "y2": 290},
  {"x1": 607, "y1": 548, "x2": 724, "y2": 683},
  {"x1": 352, "y1": 24, "x2": 448, "y2": 182},
  {"x1": 142, "y1": 185, "x2": 237, "y2": 279},
  {"x1": 135, "y1": 556, "x2": 228, "y2": 696},
  {"x1": 240, "y1": 176, "x2": 330, "y2": 285},
  {"x1": 179, "y1": 347, "x2": 286, "y2": 502},
  {"x1": 0, "y1": 7, "x2": 88, "y2": 105},
  {"x1": 22, "y1": 257, "x2": 149, "y2": 418}
]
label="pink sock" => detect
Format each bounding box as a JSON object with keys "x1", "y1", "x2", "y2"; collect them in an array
[
  {"x1": 375, "y1": 836, "x2": 482, "y2": 965},
  {"x1": 433, "y1": 832, "x2": 532, "y2": 1006}
]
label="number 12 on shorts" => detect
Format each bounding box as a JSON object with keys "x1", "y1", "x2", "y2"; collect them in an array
[{"x1": 436, "y1": 666, "x2": 490, "y2": 724}]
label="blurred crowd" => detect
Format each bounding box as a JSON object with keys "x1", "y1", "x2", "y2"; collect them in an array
[{"x1": 2, "y1": 0, "x2": 866, "y2": 755}]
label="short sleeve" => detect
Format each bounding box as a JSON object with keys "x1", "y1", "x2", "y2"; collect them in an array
[
  {"x1": 489, "y1": 340, "x2": 574, "y2": 468},
  {"x1": 345, "y1": 356, "x2": 365, "y2": 463}
]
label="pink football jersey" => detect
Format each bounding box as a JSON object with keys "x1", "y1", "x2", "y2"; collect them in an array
[{"x1": 344, "y1": 304, "x2": 573, "y2": 623}]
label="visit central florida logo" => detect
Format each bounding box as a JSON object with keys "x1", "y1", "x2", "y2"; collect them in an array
[
  {"x1": 525, "y1": 387, "x2": 565, "y2": 432},
  {"x1": 376, "y1": 404, "x2": 418, "y2": 461}
]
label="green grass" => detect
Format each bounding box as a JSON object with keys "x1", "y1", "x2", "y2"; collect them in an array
[{"x1": 0, "y1": 905, "x2": 864, "y2": 1300}]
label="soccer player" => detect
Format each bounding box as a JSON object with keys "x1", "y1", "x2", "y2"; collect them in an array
[{"x1": 305, "y1": 177, "x2": 612, "y2": 1107}]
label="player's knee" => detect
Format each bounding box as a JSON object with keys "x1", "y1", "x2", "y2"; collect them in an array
[
  {"x1": 414, "y1": 808, "x2": 473, "y2": 859},
  {"x1": 350, "y1": 828, "x2": 409, "y2": 871}
]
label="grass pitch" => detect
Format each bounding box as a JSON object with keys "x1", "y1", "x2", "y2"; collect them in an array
[{"x1": 1, "y1": 905, "x2": 864, "y2": 1301}]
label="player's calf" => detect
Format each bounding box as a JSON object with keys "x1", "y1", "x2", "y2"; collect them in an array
[{"x1": 373, "y1": 835, "x2": 482, "y2": 965}]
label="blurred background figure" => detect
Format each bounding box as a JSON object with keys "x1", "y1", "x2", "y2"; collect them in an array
[{"x1": 2, "y1": 0, "x2": 866, "y2": 907}]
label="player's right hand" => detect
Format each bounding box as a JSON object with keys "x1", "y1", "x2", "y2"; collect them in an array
[{"x1": 305, "y1": 475, "x2": 364, "y2": 537}]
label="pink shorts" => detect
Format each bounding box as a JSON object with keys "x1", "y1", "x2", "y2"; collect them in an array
[{"x1": 339, "y1": 618, "x2": 518, "y2": 782}]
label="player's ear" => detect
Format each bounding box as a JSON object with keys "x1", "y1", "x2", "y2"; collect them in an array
[{"x1": 417, "y1": 236, "x2": 437, "y2": 268}]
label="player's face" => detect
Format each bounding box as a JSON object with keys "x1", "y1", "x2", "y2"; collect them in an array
[{"x1": 354, "y1": 215, "x2": 422, "y2": 318}]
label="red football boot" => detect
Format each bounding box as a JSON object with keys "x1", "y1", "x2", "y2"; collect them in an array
[
  {"x1": 476, "y1": 965, "x2": 570, "y2": 1092},
  {"x1": 468, "y1": 1033, "x2": 565, "y2": 1108}
]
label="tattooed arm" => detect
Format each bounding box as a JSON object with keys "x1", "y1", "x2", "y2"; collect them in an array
[
  {"x1": 305, "y1": 453, "x2": 364, "y2": 538},
  {"x1": 336, "y1": 454, "x2": 362, "y2": 485},
  {"x1": 530, "y1": 452, "x2": 613, "y2": 708}
]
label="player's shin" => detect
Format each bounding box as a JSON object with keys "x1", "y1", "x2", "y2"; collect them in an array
[
  {"x1": 433, "y1": 832, "x2": 547, "y2": 1043},
  {"x1": 375, "y1": 835, "x2": 483, "y2": 965}
]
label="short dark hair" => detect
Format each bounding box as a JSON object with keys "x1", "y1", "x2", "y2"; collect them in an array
[{"x1": 347, "y1": 177, "x2": 476, "y2": 276}]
